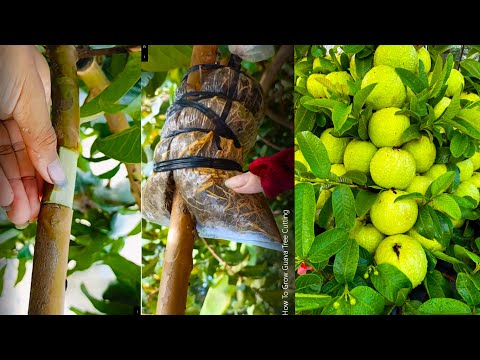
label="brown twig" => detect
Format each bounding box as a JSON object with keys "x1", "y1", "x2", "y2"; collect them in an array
[
  {"x1": 258, "y1": 135, "x2": 285, "y2": 151},
  {"x1": 76, "y1": 45, "x2": 141, "y2": 59},
  {"x1": 264, "y1": 107, "x2": 293, "y2": 130},
  {"x1": 200, "y1": 237, "x2": 232, "y2": 270},
  {"x1": 260, "y1": 45, "x2": 293, "y2": 94},
  {"x1": 457, "y1": 45, "x2": 465, "y2": 70}
]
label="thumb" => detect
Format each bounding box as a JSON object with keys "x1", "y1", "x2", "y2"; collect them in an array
[
  {"x1": 13, "y1": 71, "x2": 66, "y2": 186},
  {"x1": 225, "y1": 172, "x2": 263, "y2": 194}
]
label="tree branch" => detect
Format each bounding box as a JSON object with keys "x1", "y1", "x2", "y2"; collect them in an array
[
  {"x1": 258, "y1": 135, "x2": 285, "y2": 151},
  {"x1": 264, "y1": 107, "x2": 293, "y2": 130},
  {"x1": 260, "y1": 45, "x2": 293, "y2": 94}
]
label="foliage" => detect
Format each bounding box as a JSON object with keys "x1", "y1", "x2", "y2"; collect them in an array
[
  {"x1": 142, "y1": 46, "x2": 294, "y2": 315},
  {"x1": 0, "y1": 49, "x2": 141, "y2": 314},
  {"x1": 295, "y1": 45, "x2": 480, "y2": 315}
]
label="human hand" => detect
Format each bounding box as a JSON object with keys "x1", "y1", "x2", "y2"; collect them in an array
[
  {"x1": 0, "y1": 45, "x2": 66, "y2": 227},
  {"x1": 224, "y1": 172, "x2": 263, "y2": 194}
]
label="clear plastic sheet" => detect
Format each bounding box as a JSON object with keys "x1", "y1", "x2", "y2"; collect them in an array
[{"x1": 142, "y1": 62, "x2": 282, "y2": 251}]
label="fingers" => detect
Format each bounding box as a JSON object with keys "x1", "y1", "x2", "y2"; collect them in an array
[
  {"x1": 0, "y1": 167, "x2": 13, "y2": 209},
  {"x1": 12, "y1": 62, "x2": 65, "y2": 187},
  {"x1": 0, "y1": 121, "x2": 31, "y2": 225},
  {"x1": 4, "y1": 119, "x2": 40, "y2": 221},
  {"x1": 32, "y1": 47, "x2": 51, "y2": 113},
  {"x1": 224, "y1": 172, "x2": 264, "y2": 194}
]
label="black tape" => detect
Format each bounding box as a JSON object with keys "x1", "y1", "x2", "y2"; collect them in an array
[{"x1": 154, "y1": 156, "x2": 243, "y2": 173}]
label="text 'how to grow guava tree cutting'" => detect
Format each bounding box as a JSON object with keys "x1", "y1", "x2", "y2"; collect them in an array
[{"x1": 295, "y1": 45, "x2": 480, "y2": 315}]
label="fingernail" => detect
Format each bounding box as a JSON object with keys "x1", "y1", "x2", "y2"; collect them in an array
[
  {"x1": 224, "y1": 178, "x2": 236, "y2": 188},
  {"x1": 47, "y1": 159, "x2": 67, "y2": 187},
  {"x1": 15, "y1": 222, "x2": 29, "y2": 230}
]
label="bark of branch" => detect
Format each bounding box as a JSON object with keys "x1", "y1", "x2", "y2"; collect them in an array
[
  {"x1": 156, "y1": 45, "x2": 218, "y2": 315},
  {"x1": 260, "y1": 45, "x2": 293, "y2": 94},
  {"x1": 265, "y1": 107, "x2": 293, "y2": 130},
  {"x1": 29, "y1": 45, "x2": 79, "y2": 315},
  {"x1": 76, "y1": 45, "x2": 141, "y2": 59},
  {"x1": 77, "y1": 59, "x2": 141, "y2": 207}
]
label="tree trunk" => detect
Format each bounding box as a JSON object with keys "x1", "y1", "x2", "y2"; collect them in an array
[
  {"x1": 155, "y1": 45, "x2": 218, "y2": 315},
  {"x1": 29, "y1": 45, "x2": 79, "y2": 315}
]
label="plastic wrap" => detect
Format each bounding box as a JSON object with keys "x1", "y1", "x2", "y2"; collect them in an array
[{"x1": 142, "y1": 59, "x2": 282, "y2": 251}]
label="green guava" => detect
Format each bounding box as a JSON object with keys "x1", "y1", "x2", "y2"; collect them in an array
[
  {"x1": 368, "y1": 107, "x2": 410, "y2": 147},
  {"x1": 454, "y1": 180, "x2": 480, "y2": 206},
  {"x1": 417, "y1": 47, "x2": 431, "y2": 73},
  {"x1": 402, "y1": 135, "x2": 436, "y2": 173},
  {"x1": 469, "y1": 172, "x2": 480, "y2": 188},
  {"x1": 446, "y1": 69, "x2": 464, "y2": 97},
  {"x1": 424, "y1": 164, "x2": 447, "y2": 180},
  {"x1": 330, "y1": 164, "x2": 346, "y2": 176},
  {"x1": 374, "y1": 45, "x2": 419, "y2": 73},
  {"x1": 469, "y1": 152, "x2": 480, "y2": 171},
  {"x1": 343, "y1": 139, "x2": 378, "y2": 174},
  {"x1": 354, "y1": 223, "x2": 385, "y2": 254},
  {"x1": 433, "y1": 97, "x2": 451, "y2": 120},
  {"x1": 370, "y1": 148, "x2": 416, "y2": 190},
  {"x1": 456, "y1": 159, "x2": 474, "y2": 182},
  {"x1": 370, "y1": 189, "x2": 419, "y2": 235},
  {"x1": 325, "y1": 71, "x2": 353, "y2": 98},
  {"x1": 406, "y1": 175, "x2": 433, "y2": 204},
  {"x1": 374, "y1": 234, "x2": 427, "y2": 288},
  {"x1": 361, "y1": 65, "x2": 406, "y2": 110},
  {"x1": 319, "y1": 128, "x2": 350, "y2": 164},
  {"x1": 306, "y1": 74, "x2": 327, "y2": 98},
  {"x1": 408, "y1": 228, "x2": 445, "y2": 252}
]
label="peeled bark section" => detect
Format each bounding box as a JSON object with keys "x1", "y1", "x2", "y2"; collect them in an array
[{"x1": 29, "y1": 45, "x2": 79, "y2": 315}]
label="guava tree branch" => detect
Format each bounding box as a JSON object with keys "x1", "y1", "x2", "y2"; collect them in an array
[
  {"x1": 296, "y1": 176, "x2": 379, "y2": 192},
  {"x1": 260, "y1": 45, "x2": 293, "y2": 94},
  {"x1": 29, "y1": 45, "x2": 80, "y2": 315}
]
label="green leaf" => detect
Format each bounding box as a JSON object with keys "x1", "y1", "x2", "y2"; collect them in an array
[
  {"x1": 308, "y1": 228, "x2": 348, "y2": 263},
  {"x1": 371, "y1": 263, "x2": 412, "y2": 306},
  {"x1": 295, "y1": 293, "x2": 332, "y2": 312},
  {"x1": 461, "y1": 59, "x2": 480, "y2": 80},
  {"x1": 141, "y1": 45, "x2": 192, "y2": 72},
  {"x1": 454, "y1": 245, "x2": 480, "y2": 266},
  {"x1": 450, "y1": 194, "x2": 476, "y2": 209},
  {"x1": 94, "y1": 126, "x2": 140, "y2": 164},
  {"x1": 295, "y1": 183, "x2": 315, "y2": 257},
  {"x1": 450, "y1": 133, "x2": 469, "y2": 158},
  {"x1": 81, "y1": 52, "x2": 141, "y2": 118},
  {"x1": 355, "y1": 55, "x2": 373, "y2": 79},
  {"x1": 415, "y1": 206, "x2": 435, "y2": 240},
  {"x1": 317, "y1": 194, "x2": 334, "y2": 228},
  {"x1": 395, "y1": 68, "x2": 428, "y2": 93},
  {"x1": 200, "y1": 274, "x2": 236, "y2": 315},
  {"x1": 80, "y1": 283, "x2": 133, "y2": 315},
  {"x1": 456, "y1": 273, "x2": 480, "y2": 307},
  {"x1": 296, "y1": 60, "x2": 313, "y2": 78},
  {"x1": 394, "y1": 192, "x2": 426, "y2": 202},
  {"x1": 296, "y1": 131, "x2": 331, "y2": 178},
  {"x1": 316, "y1": 58, "x2": 336, "y2": 73},
  {"x1": 295, "y1": 273, "x2": 323, "y2": 294},
  {"x1": 424, "y1": 270, "x2": 453, "y2": 299},
  {"x1": 355, "y1": 190, "x2": 379, "y2": 217},
  {"x1": 435, "y1": 211, "x2": 453, "y2": 248},
  {"x1": 352, "y1": 83, "x2": 377, "y2": 117},
  {"x1": 418, "y1": 298, "x2": 471, "y2": 315},
  {"x1": 439, "y1": 90, "x2": 461, "y2": 122},
  {"x1": 123, "y1": 94, "x2": 141, "y2": 122},
  {"x1": 302, "y1": 98, "x2": 340, "y2": 111},
  {"x1": 314, "y1": 76, "x2": 337, "y2": 96},
  {"x1": 311, "y1": 45, "x2": 326, "y2": 58},
  {"x1": 350, "y1": 286, "x2": 385, "y2": 315},
  {"x1": 342, "y1": 170, "x2": 367, "y2": 185},
  {"x1": 400, "y1": 124, "x2": 422, "y2": 143},
  {"x1": 97, "y1": 163, "x2": 121, "y2": 180},
  {"x1": 342, "y1": 45, "x2": 366, "y2": 54},
  {"x1": 332, "y1": 185, "x2": 356, "y2": 231},
  {"x1": 332, "y1": 103, "x2": 352, "y2": 132},
  {"x1": 433, "y1": 251, "x2": 465, "y2": 265},
  {"x1": 429, "y1": 171, "x2": 455, "y2": 197},
  {"x1": 294, "y1": 106, "x2": 316, "y2": 134},
  {"x1": 333, "y1": 239, "x2": 359, "y2": 284},
  {"x1": 15, "y1": 259, "x2": 27, "y2": 286},
  {"x1": 429, "y1": 194, "x2": 461, "y2": 220}
]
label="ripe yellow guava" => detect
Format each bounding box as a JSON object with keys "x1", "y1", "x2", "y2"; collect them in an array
[
  {"x1": 424, "y1": 164, "x2": 447, "y2": 180},
  {"x1": 433, "y1": 97, "x2": 451, "y2": 120},
  {"x1": 349, "y1": 55, "x2": 358, "y2": 80},
  {"x1": 469, "y1": 172, "x2": 480, "y2": 188},
  {"x1": 343, "y1": 139, "x2": 378, "y2": 174},
  {"x1": 408, "y1": 228, "x2": 445, "y2": 252},
  {"x1": 361, "y1": 65, "x2": 406, "y2": 110},
  {"x1": 446, "y1": 69, "x2": 464, "y2": 97},
  {"x1": 306, "y1": 74, "x2": 327, "y2": 98},
  {"x1": 316, "y1": 189, "x2": 332, "y2": 209},
  {"x1": 460, "y1": 92, "x2": 480, "y2": 103},
  {"x1": 295, "y1": 149, "x2": 310, "y2": 171},
  {"x1": 456, "y1": 159, "x2": 474, "y2": 182},
  {"x1": 370, "y1": 189, "x2": 418, "y2": 235},
  {"x1": 325, "y1": 71, "x2": 353, "y2": 98},
  {"x1": 374, "y1": 234, "x2": 427, "y2": 288},
  {"x1": 354, "y1": 223, "x2": 385, "y2": 254},
  {"x1": 454, "y1": 180, "x2": 480, "y2": 206},
  {"x1": 406, "y1": 175, "x2": 433, "y2": 204},
  {"x1": 370, "y1": 148, "x2": 416, "y2": 190},
  {"x1": 368, "y1": 107, "x2": 410, "y2": 147},
  {"x1": 417, "y1": 47, "x2": 431, "y2": 73},
  {"x1": 319, "y1": 128, "x2": 350, "y2": 164},
  {"x1": 402, "y1": 135, "x2": 436, "y2": 173}
]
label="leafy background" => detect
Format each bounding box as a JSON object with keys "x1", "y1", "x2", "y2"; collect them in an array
[
  {"x1": 0, "y1": 46, "x2": 141, "y2": 315},
  {"x1": 295, "y1": 45, "x2": 480, "y2": 315},
  {"x1": 141, "y1": 45, "x2": 294, "y2": 315}
]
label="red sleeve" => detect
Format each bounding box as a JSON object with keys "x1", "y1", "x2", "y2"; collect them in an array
[{"x1": 249, "y1": 147, "x2": 294, "y2": 198}]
